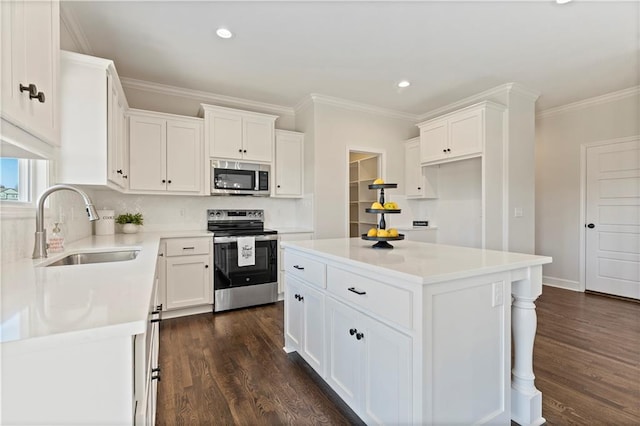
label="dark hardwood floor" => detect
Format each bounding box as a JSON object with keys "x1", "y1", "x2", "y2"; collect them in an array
[{"x1": 157, "y1": 286, "x2": 640, "y2": 425}]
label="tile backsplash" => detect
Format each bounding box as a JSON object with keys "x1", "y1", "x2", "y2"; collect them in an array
[{"x1": 1, "y1": 189, "x2": 313, "y2": 264}]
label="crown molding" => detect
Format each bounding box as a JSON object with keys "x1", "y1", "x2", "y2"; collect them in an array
[
  {"x1": 295, "y1": 93, "x2": 419, "y2": 121},
  {"x1": 59, "y1": 3, "x2": 93, "y2": 55},
  {"x1": 416, "y1": 82, "x2": 535, "y2": 121},
  {"x1": 537, "y1": 85, "x2": 640, "y2": 120},
  {"x1": 119, "y1": 78, "x2": 295, "y2": 117}
]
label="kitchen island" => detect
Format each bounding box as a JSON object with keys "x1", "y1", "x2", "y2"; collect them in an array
[{"x1": 281, "y1": 238, "x2": 551, "y2": 426}]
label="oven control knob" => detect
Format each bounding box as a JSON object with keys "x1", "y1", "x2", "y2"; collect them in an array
[{"x1": 214, "y1": 211, "x2": 222, "y2": 217}]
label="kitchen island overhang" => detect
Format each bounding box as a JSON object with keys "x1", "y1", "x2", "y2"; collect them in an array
[{"x1": 281, "y1": 238, "x2": 551, "y2": 426}]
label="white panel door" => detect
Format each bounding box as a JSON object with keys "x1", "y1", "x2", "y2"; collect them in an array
[
  {"x1": 129, "y1": 115, "x2": 166, "y2": 191},
  {"x1": 405, "y1": 138, "x2": 424, "y2": 198},
  {"x1": 448, "y1": 108, "x2": 482, "y2": 159},
  {"x1": 165, "y1": 255, "x2": 211, "y2": 310},
  {"x1": 210, "y1": 112, "x2": 242, "y2": 159},
  {"x1": 166, "y1": 119, "x2": 202, "y2": 193},
  {"x1": 22, "y1": 0, "x2": 58, "y2": 145},
  {"x1": 285, "y1": 276, "x2": 303, "y2": 351},
  {"x1": 242, "y1": 116, "x2": 273, "y2": 162},
  {"x1": 361, "y1": 314, "x2": 412, "y2": 425},
  {"x1": 325, "y1": 297, "x2": 362, "y2": 410},
  {"x1": 586, "y1": 140, "x2": 640, "y2": 299},
  {"x1": 302, "y1": 283, "x2": 325, "y2": 375},
  {"x1": 275, "y1": 131, "x2": 303, "y2": 197},
  {"x1": 420, "y1": 119, "x2": 448, "y2": 164}
]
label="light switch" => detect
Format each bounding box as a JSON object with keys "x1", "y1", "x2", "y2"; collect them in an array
[{"x1": 514, "y1": 207, "x2": 523, "y2": 218}]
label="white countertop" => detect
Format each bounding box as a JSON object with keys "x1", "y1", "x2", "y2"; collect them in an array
[
  {"x1": 282, "y1": 238, "x2": 552, "y2": 285},
  {"x1": 0, "y1": 230, "x2": 209, "y2": 347}
]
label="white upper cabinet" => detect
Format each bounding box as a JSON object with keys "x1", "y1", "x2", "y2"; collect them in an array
[
  {"x1": 200, "y1": 104, "x2": 278, "y2": 163},
  {"x1": 274, "y1": 130, "x2": 304, "y2": 198},
  {"x1": 58, "y1": 51, "x2": 129, "y2": 190},
  {"x1": 128, "y1": 110, "x2": 203, "y2": 194},
  {"x1": 405, "y1": 137, "x2": 437, "y2": 199},
  {"x1": 418, "y1": 102, "x2": 502, "y2": 166},
  {"x1": 1, "y1": 0, "x2": 59, "y2": 150}
]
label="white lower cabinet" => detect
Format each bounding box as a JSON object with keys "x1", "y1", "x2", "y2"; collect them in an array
[
  {"x1": 161, "y1": 237, "x2": 213, "y2": 314},
  {"x1": 285, "y1": 275, "x2": 325, "y2": 375},
  {"x1": 325, "y1": 296, "x2": 412, "y2": 424}
]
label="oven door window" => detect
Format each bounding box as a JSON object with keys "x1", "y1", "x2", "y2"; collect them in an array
[
  {"x1": 213, "y1": 168, "x2": 255, "y2": 191},
  {"x1": 214, "y1": 240, "x2": 277, "y2": 289}
]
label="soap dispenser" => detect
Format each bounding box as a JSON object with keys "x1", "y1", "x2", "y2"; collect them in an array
[{"x1": 48, "y1": 223, "x2": 65, "y2": 253}]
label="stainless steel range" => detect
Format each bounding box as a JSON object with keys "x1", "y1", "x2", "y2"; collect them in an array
[{"x1": 208, "y1": 209, "x2": 278, "y2": 312}]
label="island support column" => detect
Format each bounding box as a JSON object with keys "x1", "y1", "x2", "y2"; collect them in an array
[{"x1": 511, "y1": 265, "x2": 545, "y2": 426}]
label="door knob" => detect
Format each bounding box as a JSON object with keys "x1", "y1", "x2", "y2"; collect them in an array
[{"x1": 586, "y1": 223, "x2": 595, "y2": 229}]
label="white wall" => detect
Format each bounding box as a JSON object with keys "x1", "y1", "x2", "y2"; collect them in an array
[
  {"x1": 535, "y1": 88, "x2": 639, "y2": 288},
  {"x1": 311, "y1": 103, "x2": 417, "y2": 239}
]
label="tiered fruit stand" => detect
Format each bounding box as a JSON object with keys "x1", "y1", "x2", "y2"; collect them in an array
[{"x1": 361, "y1": 183, "x2": 404, "y2": 249}]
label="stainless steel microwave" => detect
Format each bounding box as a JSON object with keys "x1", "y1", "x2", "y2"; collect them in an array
[{"x1": 211, "y1": 160, "x2": 270, "y2": 196}]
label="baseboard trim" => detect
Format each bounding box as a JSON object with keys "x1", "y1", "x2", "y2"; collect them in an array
[
  {"x1": 161, "y1": 304, "x2": 213, "y2": 319},
  {"x1": 543, "y1": 276, "x2": 581, "y2": 292}
]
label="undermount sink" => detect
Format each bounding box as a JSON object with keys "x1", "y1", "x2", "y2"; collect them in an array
[{"x1": 44, "y1": 250, "x2": 140, "y2": 267}]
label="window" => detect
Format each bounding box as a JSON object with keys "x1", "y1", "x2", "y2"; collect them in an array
[
  {"x1": 0, "y1": 157, "x2": 48, "y2": 209},
  {"x1": 0, "y1": 158, "x2": 29, "y2": 202}
]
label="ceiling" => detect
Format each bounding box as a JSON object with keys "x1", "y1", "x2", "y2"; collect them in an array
[{"x1": 62, "y1": 1, "x2": 639, "y2": 115}]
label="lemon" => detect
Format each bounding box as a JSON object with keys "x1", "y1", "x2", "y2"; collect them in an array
[
  {"x1": 377, "y1": 229, "x2": 389, "y2": 237},
  {"x1": 383, "y1": 202, "x2": 395, "y2": 210},
  {"x1": 367, "y1": 228, "x2": 377, "y2": 237},
  {"x1": 371, "y1": 202, "x2": 383, "y2": 209},
  {"x1": 388, "y1": 228, "x2": 399, "y2": 237},
  {"x1": 373, "y1": 178, "x2": 384, "y2": 185}
]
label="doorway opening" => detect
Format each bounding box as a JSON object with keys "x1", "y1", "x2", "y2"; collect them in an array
[{"x1": 348, "y1": 151, "x2": 381, "y2": 237}]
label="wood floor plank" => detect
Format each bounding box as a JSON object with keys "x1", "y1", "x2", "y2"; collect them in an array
[{"x1": 157, "y1": 287, "x2": 640, "y2": 425}]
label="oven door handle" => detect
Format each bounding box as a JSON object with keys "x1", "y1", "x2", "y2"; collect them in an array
[{"x1": 214, "y1": 235, "x2": 279, "y2": 244}]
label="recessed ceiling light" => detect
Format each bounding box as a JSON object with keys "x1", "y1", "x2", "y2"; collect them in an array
[
  {"x1": 556, "y1": 0, "x2": 572, "y2": 4},
  {"x1": 216, "y1": 28, "x2": 233, "y2": 39},
  {"x1": 398, "y1": 80, "x2": 411, "y2": 88}
]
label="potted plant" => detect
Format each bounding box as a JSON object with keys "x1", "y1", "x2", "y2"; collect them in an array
[{"x1": 115, "y1": 213, "x2": 144, "y2": 234}]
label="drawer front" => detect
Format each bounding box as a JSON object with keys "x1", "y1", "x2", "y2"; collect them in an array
[
  {"x1": 327, "y1": 266, "x2": 412, "y2": 329},
  {"x1": 165, "y1": 237, "x2": 210, "y2": 257},
  {"x1": 284, "y1": 251, "x2": 326, "y2": 289}
]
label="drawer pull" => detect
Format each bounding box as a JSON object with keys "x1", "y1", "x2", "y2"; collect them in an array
[
  {"x1": 293, "y1": 265, "x2": 304, "y2": 270},
  {"x1": 152, "y1": 310, "x2": 161, "y2": 315},
  {"x1": 156, "y1": 304, "x2": 163, "y2": 311},
  {"x1": 348, "y1": 287, "x2": 366, "y2": 295},
  {"x1": 183, "y1": 246, "x2": 195, "y2": 250}
]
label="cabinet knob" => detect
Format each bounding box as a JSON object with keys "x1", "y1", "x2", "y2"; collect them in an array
[
  {"x1": 238, "y1": 149, "x2": 243, "y2": 153},
  {"x1": 117, "y1": 169, "x2": 123, "y2": 174},
  {"x1": 349, "y1": 328, "x2": 357, "y2": 336},
  {"x1": 586, "y1": 223, "x2": 595, "y2": 229},
  {"x1": 151, "y1": 371, "x2": 161, "y2": 381},
  {"x1": 123, "y1": 175, "x2": 128, "y2": 179},
  {"x1": 277, "y1": 185, "x2": 281, "y2": 188},
  {"x1": 151, "y1": 318, "x2": 161, "y2": 323},
  {"x1": 447, "y1": 148, "x2": 451, "y2": 153},
  {"x1": 152, "y1": 367, "x2": 161, "y2": 373},
  {"x1": 205, "y1": 264, "x2": 209, "y2": 268},
  {"x1": 156, "y1": 304, "x2": 163, "y2": 311},
  {"x1": 167, "y1": 180, "x2": 172, "y2": 184},
  {"x1": 443, "y1": 149, "x2": 447, "y2": 153},
  {"x1": 243, "y1": 149, "x2": 247, "y2": 153},
  {"x1": 19, "y1": 83, "x2": 45, "y2": 103},
  {"x1": 417, "y1": 187, "x2": 421, "y2": 190},
  {"x1": 162, "y1": 179, "x2": 166, "y2": 183},
  {"x1": 158, "y1": 253, "x2": 164, "y2": 257},
  {"x1": 356, "y1": 332, "x2": 364, "y2": 340}
]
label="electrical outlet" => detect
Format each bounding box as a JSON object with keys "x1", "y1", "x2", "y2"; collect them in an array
[
  {"x1": 492, "y1": 282, "x2": 504, "y2": 307},
  {"x1": 179, "y1": 208, "x2": 186, "y2": 217},
  {"x1": 514, "y1": 207, "x2": 523, "y2": 218}
]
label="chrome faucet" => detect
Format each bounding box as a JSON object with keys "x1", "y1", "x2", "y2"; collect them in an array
[{"x1": 33, "y1": 184, "x2": 100, "y2": 259}]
